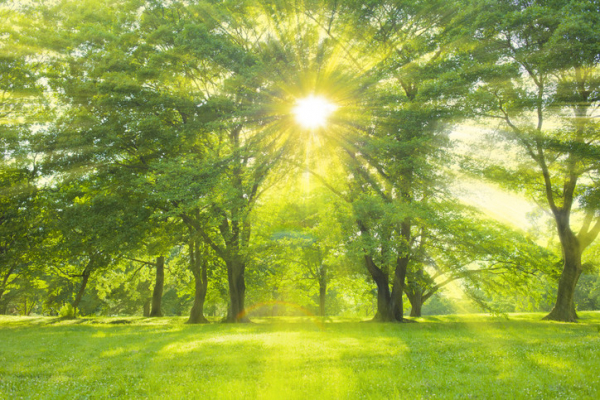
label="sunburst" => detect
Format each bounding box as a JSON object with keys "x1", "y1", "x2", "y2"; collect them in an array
[{"x1": 292, "y1": 95, "x2": 337, "y2": 129}]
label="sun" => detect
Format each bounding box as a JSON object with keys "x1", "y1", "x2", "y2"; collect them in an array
[{"x1": 293, "y1": 95, "x2": 337, "y2": 129}]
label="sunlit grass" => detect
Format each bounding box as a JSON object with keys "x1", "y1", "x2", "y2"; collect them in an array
[{"x1": 1, "y1": 312, "x2": 599, "y2": 399}]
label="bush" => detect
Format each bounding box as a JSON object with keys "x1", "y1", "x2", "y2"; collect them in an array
[{"x1": 58, "y1": 303, "x2": 76, "y2": 319}]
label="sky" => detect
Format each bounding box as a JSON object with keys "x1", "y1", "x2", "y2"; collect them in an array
[
  {"x1": 450, "y1": 124, "x2": 543, "y2": 233},
  {"x1": 453, "y1": 178, "x2": 537, "y2": 232}
]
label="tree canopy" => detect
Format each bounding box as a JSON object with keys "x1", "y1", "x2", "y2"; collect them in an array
[{"x1": 1, "y1": 0, "x2": 598, "y2": 323}]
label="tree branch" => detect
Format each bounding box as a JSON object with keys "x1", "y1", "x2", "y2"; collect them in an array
[
  {"x1": 579, "y1": 213, "x2": 600, "y2": 251},
  {"x1": 122, "y1": 257, "x2": 156, "y2": 267},
  {"x1": 535, "y1": 139, "x2": 558, "y2": 214}
]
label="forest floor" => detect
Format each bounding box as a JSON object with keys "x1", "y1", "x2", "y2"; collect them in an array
[{"x1": 1, "y1": 312, "x2": 599, "y2": 399}]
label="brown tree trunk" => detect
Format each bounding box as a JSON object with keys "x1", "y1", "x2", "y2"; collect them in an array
[
  {"x1": 238, "y1": 268, "x2": 246, "y2": 318},
  {"x1": 544, "y1": 230, "x2": 582, "y2": 322},
  {"x1": 187, "y1": 270, "x2": 209, "y2": 324},
  {"x1": 390, "y1": 256, "x2": 408, "y2": 322},
  {"x1": 544, "y1": 261, "x2": 581, "y2": 322},
  {"x1": 364, "y1": 255, "x2": 394, "y2": 322},
  {"x1": 187, "y1": 240, "x2": 209, "y2": 324},
  {"x1": 225, "y1": 259, "x2": 248, "y2": 323},
  {"x1": 149, "y1": 256, "x2": 164, "y2": 317},
  {"x1": 408, "y1": 291, "x2": 423, "y2": 317},
  {"x1": 373, "y1": 276, "x2": 392, "y2": 321},
  {"x1": 391, "y1": 220, "x2": 411, "y2": 322},
  {"x1": 406, "y1": 268, "x2": 425, "y2": 317},
  {"x1": 544, "y1": 235, "x2": 581, "y2": 322},
  {"x1": 72, "y1": 263, "x2": 92, "y2": 316}
]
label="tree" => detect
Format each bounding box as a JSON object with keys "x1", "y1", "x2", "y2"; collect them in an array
[
  {"x1": 121, "y1": 254, "x2": 167, "y2": 317},
  {"x1": 7, "y1": 0, "x2": 597, "y2": 322},
  {"x1": 35, "y1": 0, "x2": 214, "y2": 320},
  {"x1": 254, "y1": 177, "x2": 346, "y2": 317},
  {"x1": 0, "y1": 2, "x2": 47, "y2": 310},
  {"x1": 124, "y1": 222, "x2": 180, "y2": 317},
  {"x1": 315, "y1": 0, "x2": 470, "y2": 321},
  {"x1": 466, "y1": 0, "x2": 600, "y2": 321},
  {"x1": 403, "y1": 202, "x2": 556, "y2": 316},
  {"x1": 43, "y1": 176, "x2": 151, "y2": 316}
]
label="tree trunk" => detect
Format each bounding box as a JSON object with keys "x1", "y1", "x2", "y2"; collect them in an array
[
  {"x1": 26, "y1": 300, "x2": 36, "y2": 316},
  {"x1": 149, "y1": 256, "x2": 164, "y2": 317},
  {"x1": 390, "y1": 255, "x2": 408, "y2": 322},
  {"x1": 187, "y1": 240, "x2": 209, "y2": 324},
  {"x1": 319, "y1": 277, "x2": 327, "y2": 317},
  {"x1": 72, "y1": 265, "x2": 92, "y2": 316},
  {"x1": 544, "y1": 219, "x2": 583, "y2": 322},
  {"x1": 406, "y1": 268, "x2": 425, "y2": 317},
  {"x1": 390, "y1": 219, "x2": 411, "y2": 322},
  {"x1": 544, "y1": 262, "x2": 581, "y2": 322},
  {"x1": 357, "y1": 220, "x2": 395, "y2": 322},
  {"x1": 373, "y1": 275, "x2": 393, "y2": 321},
  {"x1": 225, "y1": 259, "x2": 248, "y2": 323},
  {"x1": 364, "y1": 255, "x2": 394, "y2": 322},
  {"x1": 143, "y1": 300, "x2": 151, "y2": 317},
  {"x1": 408, "y1": 292, "x2": 423, "y2": 317},
  {"x1": 544, "y1": 235, "x2": 582, "y2": 322},
  {"x1": 0, "y1": 266, "x2": 16, "y2": 306},
  {"x1": 187, "y1": 270, "x2": 209, "y2": 324}
]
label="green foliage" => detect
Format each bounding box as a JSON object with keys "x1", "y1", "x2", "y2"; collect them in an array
[
  {"x1": 575, "y1": 274, "x2": 600, "y2": 311},
  {"x1": 58, "y1": 303, "x2": 75, "y2": 319},
  {"x1": 2, "y1": 0, "x2": 599, "y2": 323},
  {"x1": 457, "y1": 0, "x2": 600, "y2": 320}
]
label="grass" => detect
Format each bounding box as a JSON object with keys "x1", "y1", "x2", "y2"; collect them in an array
[{"x1": 1, "y1": 312, "x2": 600, "y2": 399}]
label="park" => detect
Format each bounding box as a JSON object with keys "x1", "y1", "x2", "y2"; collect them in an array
[{"x1": 1, "y1": 0, "x2": 600, "y2": 397}]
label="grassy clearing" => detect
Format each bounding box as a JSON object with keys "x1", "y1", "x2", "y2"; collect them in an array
[{"x1": 1, "y1": 312, "x2": 599, "y2": 399}]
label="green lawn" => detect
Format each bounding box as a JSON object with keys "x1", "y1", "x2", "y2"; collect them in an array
[{"x1": 1, "y1": 312, "x2": 599, "y2": 399}]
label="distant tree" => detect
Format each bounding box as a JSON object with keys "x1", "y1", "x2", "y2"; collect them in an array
[{"x1": 256, "y1": 180, "x2": 346, "y2": 317}]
